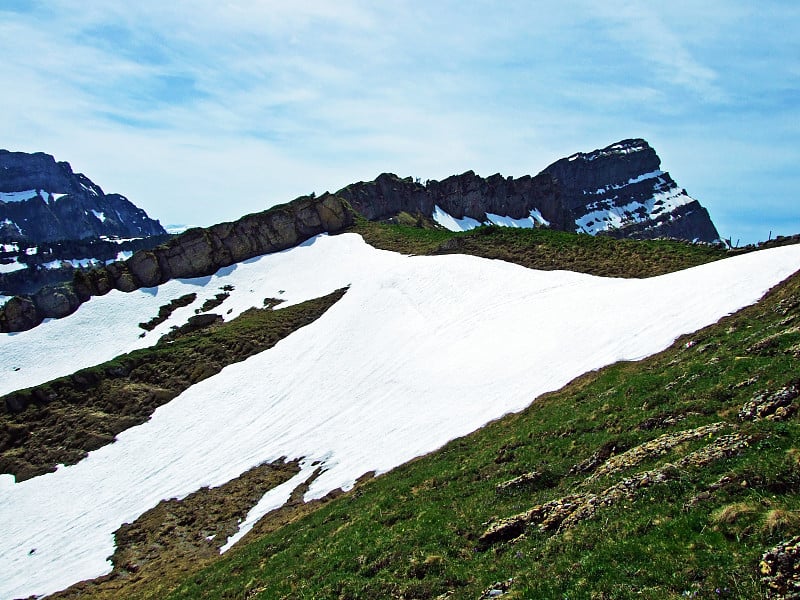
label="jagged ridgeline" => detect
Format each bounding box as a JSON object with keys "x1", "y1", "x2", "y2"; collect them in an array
[
  {"x1": 0, "y1": 138, "x2": 722, "y2": 333},
  {"x1": 0, "y1": 150, "x2": 165, "y2": 242},
  {"x1": 0, "y1": 150, "x2": 170, "y2": 299},
  {"x1": 339, "y1": 138, "x2": 720, "y2": 243}
]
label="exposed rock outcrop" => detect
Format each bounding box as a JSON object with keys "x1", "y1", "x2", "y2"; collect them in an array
[
  {"x1": 0, "y1": 150, "x2": 166, "y2": 243},
  {"x1": 0, "y1": 194, "x2": 354, "y2": 332},
  {"x1": 338, "y1": 170, "x2": 560, "y2": 224},
  {"x1": 337, "y1": 139, "x2": 720, "y2": 242},
  {"x1": 479, "y1": 431, "x2": 750, "y2": 548},
  {"x1": 760, "y1": 535, "x2": 800, "y2": 599}
]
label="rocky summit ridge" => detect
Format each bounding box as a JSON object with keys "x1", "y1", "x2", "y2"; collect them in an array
[
  {"x1": 337, "y1": 138, "x2": 720, "y2": 243},
  {"x1": 0, "y1": 150, "x2": 166, "y2": 243},
  {"x1": 0, "y1": 138, "x2": 721, "y2": 333}
]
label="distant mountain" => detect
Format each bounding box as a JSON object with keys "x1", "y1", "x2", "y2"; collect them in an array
[
  {"x1": 0, "y1": 150, "x2": 170, "y2": 297},
  {"x1": 0, "y1": 150, "x2": 166, "y2": 243},
  {"x1": 338, "y1": 138, "x2": 721, "y2": 243}
]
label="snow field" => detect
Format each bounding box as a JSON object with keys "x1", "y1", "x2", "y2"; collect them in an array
[
  {"x1": 432, "y1": 205, "x2": 549, "y2": 232},
  {"x1": 1, "y1": 234, "x2": 800, "y2": 598}
]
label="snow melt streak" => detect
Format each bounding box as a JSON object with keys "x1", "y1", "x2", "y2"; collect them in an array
[{"x1": 1, "y1": 234, "x2": 800, "y2": 599}]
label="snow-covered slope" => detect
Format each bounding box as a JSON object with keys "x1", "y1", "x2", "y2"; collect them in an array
[{"x1": 2, "y1": 234, "x2": 800, "y2": 599}]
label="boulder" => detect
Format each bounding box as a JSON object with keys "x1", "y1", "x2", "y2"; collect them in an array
[
  {"x1": 0, "y1": 295, "x2": 40, "y2": 332},
  {"x1": 32, "y1": 284, "x2": 81, "y2": 319},
  {"x1": 126, "y1": 251, "x2": 164, "y2": 288}
]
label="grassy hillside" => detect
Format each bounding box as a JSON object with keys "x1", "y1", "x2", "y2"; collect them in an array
[{"x1": 147, "y1": 258, "x2": 800, "y2": 599}]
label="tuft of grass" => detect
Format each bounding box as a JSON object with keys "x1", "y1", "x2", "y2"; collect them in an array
[
  {"x1": 711, "y1": 502, "x2": 757, "y2": 525},
  {"x1": 762, "y1": 509, "x2": 800, "y2": 535}
]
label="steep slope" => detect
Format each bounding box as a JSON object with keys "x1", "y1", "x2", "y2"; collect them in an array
[
  {"x1": 542, "y1": 139, "x2": 720, "y2": 241},
  {"x1": 1, "y1": 234, "x2": 799, "y2": 599},
  {"x1": 0, "y1": 150, "x2": 166, "y2": 243}
]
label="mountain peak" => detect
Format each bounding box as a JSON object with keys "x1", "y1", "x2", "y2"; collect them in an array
[
  {"x1": 0, "y1": 150, "x2": 165, "y2": 243},
  {"x1": 337, "y1": 138, "x2": 720, "y2": 243}
]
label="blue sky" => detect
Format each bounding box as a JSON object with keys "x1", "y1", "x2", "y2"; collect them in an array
[{"x1": 1, "y1": 1, "x2": 797, "y2": 244}]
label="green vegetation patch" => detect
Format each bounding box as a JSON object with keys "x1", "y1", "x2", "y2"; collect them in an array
[
  {"x1": 0, "y1": 288, "x2": 348, "y2": 481},
  {"x1": 351, "y1": 220, "x2": 728, "y2": 278},
  {"x1": 138, "y1": 293, "x2": 197, "y2": 331}
]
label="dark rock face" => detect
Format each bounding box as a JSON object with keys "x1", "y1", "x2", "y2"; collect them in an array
[
  {"x1": 337, "y1": 171, "x2": 560, "y2": 225},
  {"x1": 0, "y1": 193, "x2": 355, "y2": 332},
  {"x1": 0, "y1": 150, "x2": 166, "y2": 243},
  {"x1": 541, "y1": 139, "x2": 720, "y2": 242},
  {"x1": 337, "y1": 139, "x2": 720, "y2": 243}
]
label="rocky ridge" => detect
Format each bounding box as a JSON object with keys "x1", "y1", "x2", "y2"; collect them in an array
[
  {"x1": 337, "y1": 138, "x2": 720, "y2": 242},
  {"x1": 0, "y1": 150, "x2": 166, "y2": 243},
  {"x1": 0, "y1": 138, "x2": 720, "y2": 333},
  {"x1": 0, "y1": 194, "x2": 353, "y2": 332}
]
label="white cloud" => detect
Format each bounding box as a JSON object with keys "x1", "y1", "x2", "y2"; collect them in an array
[{"x1": 0, "y1": 2, "x2": 797, "y2": 243}]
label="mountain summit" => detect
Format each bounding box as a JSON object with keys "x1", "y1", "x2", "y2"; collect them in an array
[
  {"x1": 338, "y1": 139, "x2": 720, "y2": 243},
  {"x1": 0, "y1": 150, "x2": 166, "y2": 243},
  {"x1": 542, "y1": 139, "x2": 719, "y2": 241}
]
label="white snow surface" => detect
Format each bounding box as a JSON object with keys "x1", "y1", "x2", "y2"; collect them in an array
[
  {"x1": 2, "y1": 233, "x2": 800, "y2": 599},
  {"x1": 113, "y1": 250, "x2": 134, "y2": 262},
  {"x1": 434, "y1": 206, "x2": 549, "y2": 232},
  {"x1": 432, "y1": 205, "x2": 481, "y2": 231},
  {"x1": 0, "y1": 190, "x2": 40, "y2": 203},
  {"x1": 91, "y1": 210, "x2": 107, "y2": 222},
  {"x1": 575, "y1": 187, "x2": 695, "y2": 235},
  {"x1": 0, "y1": 259, "x2": 26, "y2": 274}
]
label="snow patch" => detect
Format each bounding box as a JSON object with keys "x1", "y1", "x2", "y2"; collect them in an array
[
  {"x1": 113, "y1": 251, "x2": 134, "y2": 262},
  {"x1": 1, "y1": 235, "x2": 800, "y2": 599},
  {"x1": 432, "y1": 206, "x2": 482, "y2": 231},
  {"x1": 0, "y1": 259, "x2": 26, "y2": 274},
  {"x1": 627, "y1": 170, "x2": 664, "y2": 185},
  {"x1": 575, "y1": 188, "x2": 695, "y2": 235},
  {"x1": 41, "y1": 258, "x2": 102, "y2": 270},
  {"x1": 0, "y1": 190, "x2": 41, "y2": 203},
  {"x1": 219, "y1": 464, "x2": 317, "y2": 553},
  {"x1": 434, "y1": 207, "x2": 549, "y2": 232},
  {"x1": 91, "y1": 210, "x2": 107, "y2": 223}
]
